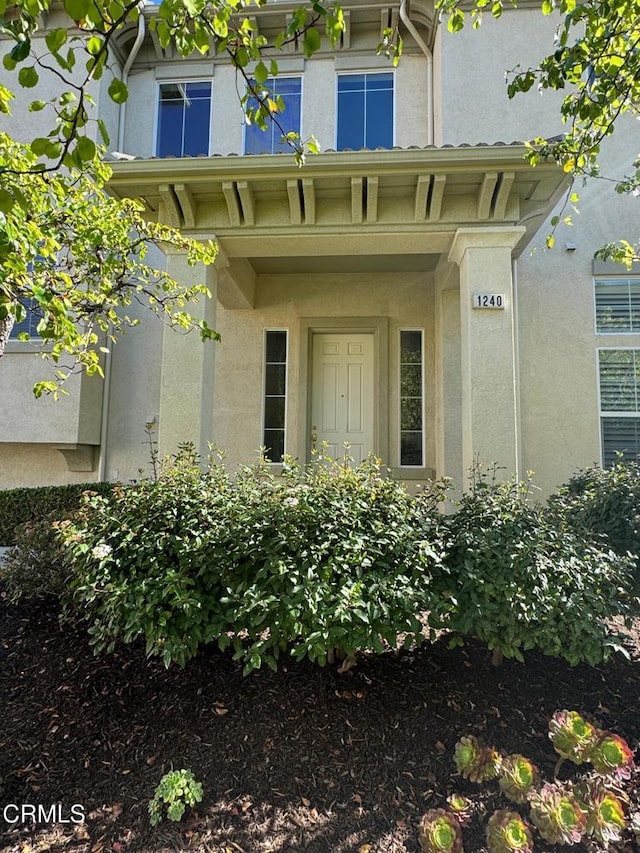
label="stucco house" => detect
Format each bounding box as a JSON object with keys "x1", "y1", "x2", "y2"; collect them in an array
[{"x1": 1, "y1": 0, "x2": 640, "y2": 497}]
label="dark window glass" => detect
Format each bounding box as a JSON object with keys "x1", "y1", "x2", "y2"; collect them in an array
[
  {"x1": 400, "y1": 330, "x2": 423, "y2": 466},
  {"x1": 602, "y1": 417, "x2": 640, "y2": 467},
  {"x1": 156, "y1": 82, "x2": 212, "y2": 158},
  {"x1": 244, "y1": 77, "x2": 302, "y2": 155},
  {"x1": 9, "y1": 298, "x2": 44, "y2": 339},
  {"x1": 263, "y1": 331, "x2": 287, "y2": 462},
  {"x1": 337, "y1": 73, "x2": 393, "y2": 151}
]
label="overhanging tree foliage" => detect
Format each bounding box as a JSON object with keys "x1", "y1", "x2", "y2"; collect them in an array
[
  {"x1": 437, "y1": 0, "x2": 640, "y2": 260},
  {"x1": 0, "y1": 0, "x2": 348, "y2": 392}
]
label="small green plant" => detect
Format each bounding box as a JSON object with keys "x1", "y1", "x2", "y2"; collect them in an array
[
  {"x1": 498, "y1": 755, "x2": 539, "y2": 805},
  {"x1": 486, "y1": 810, "x2": 534, "y2": 852},
  {"x1": 579, "y1": 779, "x2": 626, "y2": 844},
  {"x1": 528, "y1": 782, "x2": 587, "y2": 845},
  {"x1": 148, "y1": 769, "x2": 203, "y2": 826},
  {"x1": 453, "y1": 735, "x2": 499, "y2": 783},
  {"x1": 418, "y1": 809, "x2": 464, "y2": 852},
  {"x1": 421, "y1": 711, "x2": 636, "y2": 852},
  {"x1": 548, "y1": 709, "x2": 597, "y2": 765}
]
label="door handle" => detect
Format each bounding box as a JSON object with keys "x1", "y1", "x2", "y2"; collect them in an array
[{"x1": 311, "y1": 425, "x2": 318, "y2": 447}]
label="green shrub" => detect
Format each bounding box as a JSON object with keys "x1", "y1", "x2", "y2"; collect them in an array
[
  {"x1": 0, "y1": 481, "x2": 114, "y2": 546},
  {"x1": 431, "y1": 471, "x2": 638, "y2": 666},
  {"x1": 549, "y1": 460, "x2": 640, "y2": 567},
  {"x1": 0, "y1": 515, "x2": 69, "y2": 603},
  {"x1": 61, "y1": 451, "x2": 445, "y2": 672},
  {"x1": 148, "y1": 769, "x2": 203, "y2": 826}
]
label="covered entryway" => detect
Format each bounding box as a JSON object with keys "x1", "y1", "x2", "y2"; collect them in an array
[{"x1": 310, "y1": 332, "x2": 375, "y2": 462}]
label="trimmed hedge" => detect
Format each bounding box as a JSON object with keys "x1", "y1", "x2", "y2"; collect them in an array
[{"x1": 0, "y1": 482, "x2": 115, "y2": 545}]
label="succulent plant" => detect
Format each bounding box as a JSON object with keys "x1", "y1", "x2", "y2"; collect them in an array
[
  {"x1": 577, "y1": 779, "x2": 626, "y2": 844},
  {"x1": 589, "y1": 731, "x2": 635, "y2": 779},
  {"x1": 548, "y1": 710, "x2": 597, "y2": 765},
  {"x1": 486, "y1": 810, "x2": 534, "y2": 853},
  {"x1": 498, "y1": 754, "x2": 540, "y2": 805},
  {"x1": 453, "y1": 735, "x2": 500, "y2": 783},
  {"x1": 446, "y1": 794, "x2": 473, "y2": 826},
  {"x1": 418, "y1": 809, "x2": 464, "y2": 853},
  {"x1": 529, "y1": 782, "x2": 587, "y2": 845}
]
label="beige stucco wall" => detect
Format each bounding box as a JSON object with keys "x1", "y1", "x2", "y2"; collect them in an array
[{"x1": 436, "y1": 8, "x2": 564, "y2": 147}]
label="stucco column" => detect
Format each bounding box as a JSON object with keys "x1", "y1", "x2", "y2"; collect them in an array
[
  {"x1": 157, "y1": 251, "x2": 218, "y2": 459},
  {"x1": 448, "y1": 227, "x2": 525, "y2": 482}
]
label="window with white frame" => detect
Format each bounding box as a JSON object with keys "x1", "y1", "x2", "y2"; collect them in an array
[
  {"x1": 9, "y1": 298, "x2": 43, "y2": 339},
  {"x1": 399, "y1": 330, "x2": 424, "y2": 466},
  {"x1": 263, "y1": 330, "x2": 288, "y2": 462},
  {"x1": 156, "y1": 81, "x2": 212, "y2": 158},
  {"x1": 244, "y1": 77, "x2": 302, "y2": 155},
  {"x1": 598, "y1": 349, "x2": 640, "y2": 466},
  {"x1": 595, "y1": 277, "x2": 640, "y2": 333},
  {"x1": 336, "y1": 72, "x2": 393, "y2": 151}
]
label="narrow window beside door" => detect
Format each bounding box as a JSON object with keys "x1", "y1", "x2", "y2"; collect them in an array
[
  {"x1": 400, "y1": 330, "x2": 424, "y2": 466},
  {"x1": 263, "y1": 330, "x2": 288, "y2": 462}
]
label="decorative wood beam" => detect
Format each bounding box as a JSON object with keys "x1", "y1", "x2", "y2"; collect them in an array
[
  {"x1": 236, "y1": 181, "x2": 255, "y2": 227},
  {"x1": 159, "y1": 184, "x2": 181, "y2": 227},
  {"x1": 414, "y1": 174, "x2": 430, "y2": 221},
  {"x1": 287, "y1": 179, "x2": 302, "y2": 225},
  {"x1": 366, "y1": 176, "x2": 379, "y2": 223},
  {"x1": 492, "y1": 171, "x2": 515, "y2": 220},
  {"x1": 174, "y1": 183, "x2": 196, "y2": 228},
  {"x1": 302, "y1": 178, "x2": 316, "y2": 225},
  {"x1": 222, "y1": 181, "x2": 241, "y2": 227},
  {"x1": 477, "y1": 171, "x2": 498, "y2": 220},
  {"x1": 351, "y1": 177, "x2": 363, "y2": 224},
  {"x1": 429, "y1": 174, "x2": 446, "y2": 221}
]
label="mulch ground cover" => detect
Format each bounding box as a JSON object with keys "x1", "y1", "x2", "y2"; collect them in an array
[{"x1": 1, "y1": 595, "x2": 639, "y2": 853}]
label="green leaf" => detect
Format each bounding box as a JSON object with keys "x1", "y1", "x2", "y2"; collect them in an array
[
  {"x1": 76, "y1": 136, "x2": 96, "y2": 162},
  {"x1": 108, "y1": 78, "x2": 128, "y2": 104},
  {"x1": 18, "y1": 66, "x2": 39, "y2": 88},
  {"x1": 64, "y1": 0, "x2": 90, "y2": 20},
  {"x1": 45, "y1": 28, "x2": 68, "y2": 54},
  {"x1": 254, "y1": 61, "x2": 268, "y2": 85},
  {"x1": 0, "y1": 189, "x2": 14, "y2": 213},
  {"x1": 28, "y1": 100, "x2": 47, "y2": 112},
  {"x1": 10, "y1": 39, "x2": 31, "y2": 64},
  {"x1": 302, "y1": 27, "x2": 321, "y2": 58},
  {"x1": 86, "y1": 36, "x2": 103, "y2": 56}
]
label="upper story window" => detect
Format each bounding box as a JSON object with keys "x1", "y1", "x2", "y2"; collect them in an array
[
  {"x1": 156, "y1": 81, "x2": 212, "y2": 158},
  {"x1": 598, "y1": 348, "x2": 640, "y2": 466},
  {"x1": 244, "y1": 77, "x2": 302, "y2": 155},
  {"x1": 336, "y1": 72, "x2": 393, "y2": 151},
  {"x1": 595, "y1": 277, "x2": 640, "y2": 333}
]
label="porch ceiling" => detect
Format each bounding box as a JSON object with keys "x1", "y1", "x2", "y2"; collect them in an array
[{"x1": 107, "y1": 145, "x2": 569, "y2": 261}]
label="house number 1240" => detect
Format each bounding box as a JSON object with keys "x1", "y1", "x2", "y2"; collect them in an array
[{"x1": 473, "y1": 293, "x2": 505, "y2": 309}]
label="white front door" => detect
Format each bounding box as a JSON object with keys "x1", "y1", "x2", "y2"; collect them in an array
[{"x1": 311, "y1": 333, "x2": 375, "y2": 463}]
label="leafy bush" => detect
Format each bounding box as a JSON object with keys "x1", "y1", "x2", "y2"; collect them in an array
[
  {"x1": 0, "y1": 481, "x2": 114, "y2": 546},
  {"x1": 61, "y1": 451, "x2": 445, "y2": 672},
  {"x1": 431, "y1": 470, "x2": 638, "y2": 666},
  {"x1": 148, "y1": 769, "x2": 203, "y2": 826},
  {"x1": 549, "y1": 460, "x2": 640, "y2": 569},
  {"x1": 0, "y1": 516, "x2": 69, "y2": 603}
]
